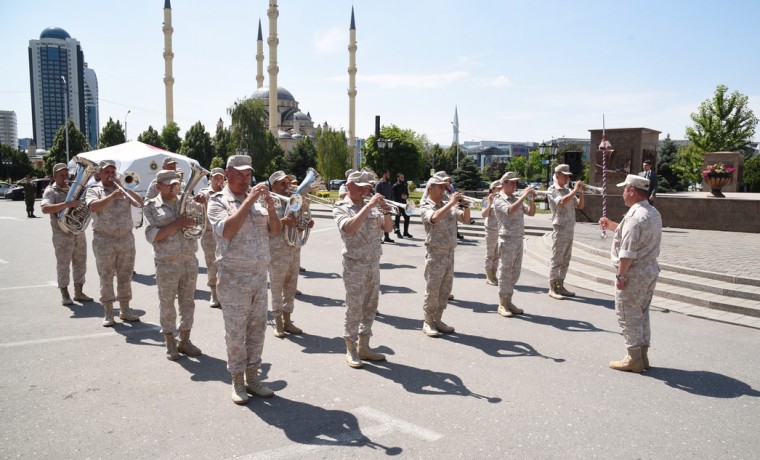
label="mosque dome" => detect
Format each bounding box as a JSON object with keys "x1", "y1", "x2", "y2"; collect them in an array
[
  {"x1": 278, "y1": 130, "x2": 292, "y2": 139},
  {"x1": 292, "y1": 111, "x2": 311, "y2": 121},
  {"x1": 252, "y1": 86, "x2": 296, "y2": 102},
  {"x1": 40, "y1": 27, "x2": 71, "y2": 40}
]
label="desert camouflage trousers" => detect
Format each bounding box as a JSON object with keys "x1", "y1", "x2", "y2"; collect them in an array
[
  {"x1": 342, "y1": 258, "x2": 380, "y2": 342},
  {"x1": 615, "y1": 263, "x2": 659, "y2": 349},
  {"x1": 268, "y1": 245, "x2": 300, "y2": 316},
  {"x1": 484, "y1": 229, "x2": 500, "y2": 273},
  {"x1": 423, "y1": 251, "x2": 455, "y2": 318},
  {"x1": 549, "y1": 225, "x2": 574, "y2": 280},
  {"x1": 52, "y1": 230, "x2": 87, "y2": 288},
  {"x1": 92, "y1": 232, "x2": 135, "y2": 304},
  {"x1": 217, "y1": 266, "x2": 268, "y2": 373},
  {"x1": 200, "y1": 231, "x2": 218, "y2": 288},
  {"x1": 498, "y1": 237, "x2": 523, "y2": 297},
  {"x1": 156, "y1": 257, "x2": 198, "y2": 334}
]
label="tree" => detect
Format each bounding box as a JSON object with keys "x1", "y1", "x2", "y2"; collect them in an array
[
  {"x1": 180, "y1": 121, "x2": 214, "y2": 168},
  {"x1": 282, "y1": 136, "x2": 317, "y2": 179},
  {"x1": 452, "y1": 155, "x2": 482, "y2": 191},
  {"x1": 421, "y1": 143, "x2": 445, "y2": 180},
  {"x1": 484, "y1": 160, "x2": 508, "y2": 181},
  {"x1": 212, "y1": 119, "x2": 233, "y2": 160},
  {"x1": 137, "y1": 126, "x2": 164, "y2": 149},
  {"x1": 209, "y1": 156, "x2": 226, "y2": 169},
  {"x1": 657, "y1": 134, "x2": 683, "y2": 191},
  {"x1": 363, "y1": 124, "x2": 423, "y2": 180},
  {"x1": 98, "y1": 117, "x2": 126, "y2": 148},
  {"x1": 316, "y1": 123, "x2": 350, "y2": 182},
  {"x1": 228, "y1": 98, "x2": 282, "y2": 179},
  {"x1": 0, "y1": 144, "x2": 32, "y2": 181},
  {"x1": 525, "y1": 150, "x2": 544, "y2": 183},
  {"x1": 44, "y1": 119, "x2": 90, "y2": 174},
  {"x1": 161, "y1": 122, "x2": 182, "y2": 153},
  {"x1": 672, "y1": 143, "x2": 704, "y2": 189},
  {"x1": 744, "y1": 156, "x2": 760, "y2": 192},
  {"x1": 507, "y1": 156, "x2": 528, "y2": 179},
  {"x1": 686, "y1": 84, "x2": 758, "y2": 158}
]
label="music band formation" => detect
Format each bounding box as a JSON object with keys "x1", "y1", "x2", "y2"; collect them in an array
[{"x1": 41, "y1": 154, "x2": 661, "y2": 405}]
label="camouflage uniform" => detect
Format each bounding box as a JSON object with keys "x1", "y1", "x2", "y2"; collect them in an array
[
  {"x1": 611, "y1": 202, "x2": 662, "y2": 349},
  {"x1": 144, "y1": 194, "x2": 199, "y2": 334},
  {"x1": 482, "y1": 196, "x2": 500, "y2": 275},
  {"x1": 144, "y1": 179, "x2": 159, "y2": 201},
  {"x1": 207, "y1": 187, "x2": 271, "y2": 373},
  {"x1": 492, "y1": 193, "x2": 528, "y2": 297},
  {"x1": 333, "y1": 198, "x2": 385, "y2": 342},
  {"x1": 268, "y1": 204, "x2": 300, "y2": 317},
  {"x1": 548, "y1": 184, "x2": 578, "y2": 280},
  {"x1": 420, "y1": 197, "x2": 465, "y2": 318},
  {"x1": 24, "y1": 181, "x2": 36, "y2": 215},
  {"x1": 41, "y1": 183, "x2": 88, "y2": 288},
  {"x1": 197, "y1": 187, "x2": 219, "y2": 289},
  {"x1": 85, "y1": 183, "x2": 135, "y2": 305}
]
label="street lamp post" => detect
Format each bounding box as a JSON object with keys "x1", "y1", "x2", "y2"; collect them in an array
[
  {"x1": 125, "y1": 110, "x2": 131, "y2": 141},
  {"x1": 538, "y1": 140, "x2": 559, "y2": 187},
  {"x1": 61, "y1": 76, "x2": 70, "y2": 164},
  {"x1": 376, "y1": 137, "x2": 394, "y2": 172}
]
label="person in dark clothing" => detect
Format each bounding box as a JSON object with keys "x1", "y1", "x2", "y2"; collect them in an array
[
  {"x1": 638, "y1": 160, "x2": 658, "y2": 205},
  {"x1": 375, "y1": 170, "x2": 394, "y2": 243},
  {"x1": 23, "y1": 176, "x2": 37, "y2": 217},
  {"x1": 392, "y1": 172, "x2": 413, "y2": 239}
]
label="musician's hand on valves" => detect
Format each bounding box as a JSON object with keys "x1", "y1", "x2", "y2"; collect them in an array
[
  {"x1": 450, "y1": 191, "x2": 464, "y2": 206},
  {"x1": 366, "y1": 193, "x2": 385, "y2": 209},
  {"x1": 281, "y1": 216, "x2": 297, "y2": 227},
  {"x1": 193, "y1": 194, "x2": 207, "y2": 205},
  {"x1": 521, "y1": 186, "x2": 535, "y2": 200},
  {"x1": 572, "y1": 180, "x2": 585, "y2": 193},
  {"x1": 177, "y1": 216, "x2": 196, "y2": 229},
  {"x1": 67, "y1": 199, "x2": 82, "y2": 208}
]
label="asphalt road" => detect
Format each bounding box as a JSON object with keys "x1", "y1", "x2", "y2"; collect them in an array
[{"x1": 1, "y1": 199, "x2": 759, "y2": 459}]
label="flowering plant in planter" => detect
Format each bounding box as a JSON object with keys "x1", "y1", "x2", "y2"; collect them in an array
[{"x1": 702, "y1": 163, "x2": 735, "y2": 178}]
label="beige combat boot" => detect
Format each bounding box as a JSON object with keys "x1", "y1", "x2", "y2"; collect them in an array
[
  {"x1": 273, "y1": 316, "x2": 285, "y2": 338},
  {"x1": 73, "y1": 284, "x2": 93, "y2": 302},
  {"x1": 642, "y1": 346, "x2": 650, "y2": 370},
  {"x1": 60, "y1": 288, "x2": 74, "y2": 306},
  {"x1": 245, "y1": 366, "x2": 275, "y2": 398},
  {"x1": 358, "y1": 334, "x2": 386, "y2": 361},
  {"x1": 118, "y1": 301, "x2": 140, "y2": 322},
  {"x1": 209, "y1": 286, "x2": 221, "y2": 309},
  {"x1": 485, "y1": 268, "x2": 498, "y2": 286},
  {"x1": 283, "y1": 312, "x2": 303, "y2": 334},
  {"x1": 231, "y1": 372, "x2": 249, "y2": 405},
  {"x1": 549, "y1": 279, "x2": 565, "y2": 300},
  {"x1": 609, "y1": 348, "x2": 645, "y2": 373},
  {"x1": 433, "y1": 311, "x2": 455, "y2": 333},
  {"x1": 422, "y1": 315, "x2": 441, "y2": 337},
  {"x1": 164, "y1": 332, "x2": 180, "y2": 361},
  {"x1": 344, "y1": 337, "x2": 364, "y2": 368},
  {"x1": 558, "y1": 279, "x2": 575, "y2": 297},
  {"x1": 507, "y1": 296, "x2": 524, "y2": 315},
  {"x1": 102, "y1": 303, "x2": 115, "y2": 327},
  {"x1": 177, "y1": 330, "x2": 202, "y2": 356},
  {"x1": 497, "y1": 296, "x2": 512, "y2": 317}
]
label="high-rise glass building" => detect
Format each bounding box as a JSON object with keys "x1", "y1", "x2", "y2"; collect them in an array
[
  {"x1": 28, "y1": 27, "x2": 99, "y2": 150},
  {"x1": 0, "y1": 111, "x2": 19, "y2": 150}
]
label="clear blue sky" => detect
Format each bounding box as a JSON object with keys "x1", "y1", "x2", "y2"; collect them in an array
[{"x1": 2, "y1": 0, "x2": 758, "y2": 147}]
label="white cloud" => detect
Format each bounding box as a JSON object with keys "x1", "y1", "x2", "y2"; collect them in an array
[
  {"x1": 357, "y1": 71, "x2": 469, "y2": 89},
  {"x1": 313, "y1": 27, "x2": 344, "y2": 55}
]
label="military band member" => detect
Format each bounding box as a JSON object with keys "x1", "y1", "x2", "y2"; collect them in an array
[
  {"x1": 40, "y1": 163, "x2": 93, "y2": 306},
  {"x1": 547, "y1": 164, "x2": 584, "y2": 299},
  {"x1": 268, "y1": 170, "x2": 312, "y2": 338},
  {"x1": 338, "y1": 168, "x2": 355, "y2": 200},
  {"x1": 481, "y1": 180, "x2": 501, "y2": 286},
  {"x1": 198, "y1": 167, "x2": 225, "y2": 309},
  {"x1": 85, "y1": 160, "x2": 143, "y2": 327},
  {"x1": 333, "y1": 170, "x2": 392, "y2": 368},
  {"x1": 419, "y1": 172, "x2": 469, "y2": 337},
  {"x1": 492, "y1": 172, "x2": 535, "y2": 317},
  {"x1": 207, "y1": 155, "x2": 282, "y2": 405},
  {"x1": 599, "y1": 174, "x2": 662, "y2": 373},
  {"x1": 144, "y1": 156, "x2": 177, "y2": 200},
  {"x1": 143, "y1": 170, "x2": 202, "y2": 361}
]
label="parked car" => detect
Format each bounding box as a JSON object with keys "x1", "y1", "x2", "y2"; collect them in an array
[
  {"x1": 0, "y1": 182, "x2": 11, "y2": 198},
  {"x1": 329, "y1": 179, "x2": 346, "y2": 191},
  {"x1": 5, "y1": 178, "x2": 50, "y2": 201}
]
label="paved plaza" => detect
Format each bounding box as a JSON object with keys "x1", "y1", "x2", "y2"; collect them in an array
[{"x1": 1, "y1": 198, "x2": 759, "y2": 459}]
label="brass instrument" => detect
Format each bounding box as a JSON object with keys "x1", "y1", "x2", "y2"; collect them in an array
[
  {"x1": 457, "y1": 195, "x2": 483, "y2": 209},
  {"x1": 283, "y1": 168, "x2": 324, "y2": 248},
  {"x1": 122, "y1": 171, "x2": 140, "y2": 189},
  {"x1": 307, "y1": 193, "x2": 336, "y2": 207},
  {"x1": 363, "y1": 197, "x2": 401, "y2": 216},
  {"x1": 383, "y1": 197, "x2": 416, "y2": 216},
  {"x1": 178, "y1": 163, "x2": 211, "y2": 239},
  {"x1": 58, "y1": 156, "x2": 98, "y2": 234},
  {"x1": 114, "y1": 173, "x2": 144, "y2": 208},
  {"x1": 574, "y1": 182, "x2": 604, "y2": 195}
]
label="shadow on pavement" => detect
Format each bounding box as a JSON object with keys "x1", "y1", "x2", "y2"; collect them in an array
[
  {"x1": 454, "y1": 271, "x2": 486, "y2": 280},
  {"x1": 363, "y1": 360, "x2": 501, "y2": 403},
  {"x1": 380, "y1": 262, "x2": 417, "y2": 270},
  {"x1": 301, "y1": 271, "x2": 342, "y2": 280},
  {"x1": 194, "y1": 289, "x2": 210, "y2": 301},
  {"x1": 515, "y1": 312, "x2": 617, "y2": 334},
  {"x1": 442, "y1": 331, "x2": 566, "y2": 362},
  {"x1": 112, "y1": 321, "x2": 163, "y2": 347},
  {"x1": 449, "y1": 299, "x2": 494, "y2": 314},
  {"x1": 176, "y1": 352, "x2": 229, "y2": 383},
  {"x1": 296, "y1": 293, "x2": 345, "y2": 307},
  {"x1": 250, "y1": 396, "x2": 402, "y2": 455},
  {"x1": 645, "y1": 368, "x2": 760, "y2": 398},
  {"x1": 132, "y1": 273, "x2": 156, "y2": 286},
  {"x1": 288, "y1": 333, "x2": 344, "y2": 355},
  {"x1": 379, "y1": 284, "x2": 416, "y2": 295},
  {"x1": 65, "y1": 301, "x2": 104, "y2": 319},
  {"x1": 374, "y1": 312, "x2": 422, "y2": 331}
]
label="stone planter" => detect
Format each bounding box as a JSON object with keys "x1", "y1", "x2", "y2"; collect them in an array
[{"x1": 704, "y1": 174, "x2": 732, "y2": 197}]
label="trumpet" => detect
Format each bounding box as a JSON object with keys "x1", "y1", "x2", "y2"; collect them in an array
[
  {"x1": 456, "y1": 195, "x2": 482, "y2": 208},
  {"x1": 573, "y1": 182, "x2": 604, "y2": 195},
  {"x1": 122, "y1": 171, "x2": 140, "y2": 190},
  {"x1": 363, "y1": 197, "x2": 403, "y2": 216},
  {"x1": 114, "y1": 173, "x2": 143, "y2": 208},
  {"x1": 268, "y1": 191, "x2": 301, "y2": 212}
]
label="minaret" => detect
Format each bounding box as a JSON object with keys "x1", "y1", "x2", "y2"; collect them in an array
[
  {"x1": 256, "y1": 19, "x2": 264, "y2": 89},
  {"x1": 162, "y1": 0, "x2": 174, "y2": 125},
  {"x1": 267, "y1": 0, "x2": 279, "y2": 134},
  {"x1": 348, "y1": 7, "x2": 358, "y2": 169}
]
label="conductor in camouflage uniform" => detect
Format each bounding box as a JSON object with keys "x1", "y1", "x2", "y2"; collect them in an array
[
  {"x1": 144, "y1": 170, "x2": 202, "y2": 361},
  {"x1": 198, "y1": 167, "x2": 225, "y2": 309},
  {"x1": 600, "y1": 174, "x2": 662, "y2": 373},
  {"x1": 40, "y1": 163, "x2": 93, "y2": 306},
  {"x1": 419, "y1": 172, "x2": 469, "y2": 337},
  {"x1": 85, "y1": 160, "x2": 144, "y2": 327},
  {"x1": 333, "y1": 170, "x2": 393, "y2": 368},
  {"x1": 547, "y1": 164, "x2": 584, "y2": 299},
  {"x1": 207, "y1": 155, "x2": 282, "y2": 405}
]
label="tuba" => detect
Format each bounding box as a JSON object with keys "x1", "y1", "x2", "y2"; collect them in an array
[
  {"x1": 58, "y1": 157, "x2": 98, "y2": 234},
  {"x1": 178, "y1": 163, "x2": 210, "y2": 239},
  {"x1": 283, "y1": 168, "x2": 324, "y2": 248}
]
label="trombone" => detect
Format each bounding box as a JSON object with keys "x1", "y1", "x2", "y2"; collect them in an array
[{"x1": 114, "y1": 172, "x2": 143, "y2": 208}]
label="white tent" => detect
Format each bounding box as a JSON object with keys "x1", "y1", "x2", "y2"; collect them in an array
[{"x1": 74, "y1": 141, "x2": 210, "y2": 227}]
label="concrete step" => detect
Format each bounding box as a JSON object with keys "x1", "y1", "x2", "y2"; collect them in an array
[{"x1": 523, "y1": 234, "x2": 760, "y2": 319}]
